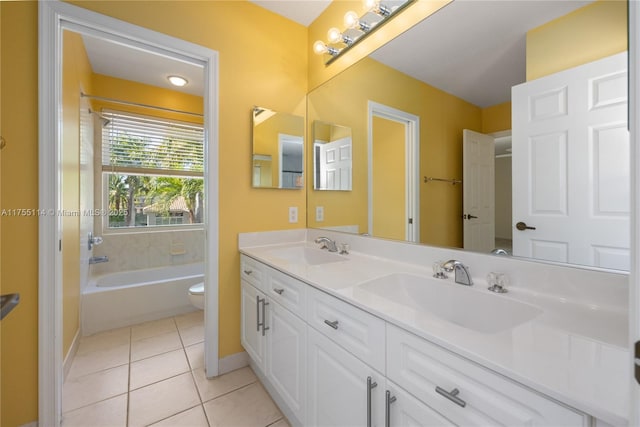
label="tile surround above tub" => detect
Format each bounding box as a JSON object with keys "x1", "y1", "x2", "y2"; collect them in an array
[{"x1": 90, "y1": 230, "x2": 204, "y2": 276}]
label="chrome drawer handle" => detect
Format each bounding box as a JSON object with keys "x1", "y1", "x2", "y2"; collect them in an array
[
  {"x1": 324, "y1": 319, "x2": 339, "y2": 330},
  {"x1": 243, "y1": 269, "x2": 253, "y2": 275},
  {"x1": 435, "y1": 386, "x2": 466, "y2": 408},
  {"x1": 367, "y1": 376, "x2": 378, "y2": 427},
  {"x1": 385, "y1": 390, "x2": 397, "y2": 427},
  {"x1": 273, "y1": 288, "x2": 284, "y2": 295}
]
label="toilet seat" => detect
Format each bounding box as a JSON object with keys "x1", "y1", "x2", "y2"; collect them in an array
[{"x1": 189, "y1": 282, "x2": 204, "y2": 295}]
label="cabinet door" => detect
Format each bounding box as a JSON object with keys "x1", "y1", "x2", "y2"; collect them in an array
[
  {"x1": 385, "y1": 381, "x2": 454, "y2": 427},
  {"x1": 307, "y1": 327, "x2": 385, "y2": 427},
  {"x1": 266, "y1": 300, "x2": 306, "y2": 423},
  {"x1": 240, "y1": 281, "x2": 266, "y2": 372}
]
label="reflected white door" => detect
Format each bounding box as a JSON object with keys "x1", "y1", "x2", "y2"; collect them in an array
[
  {"x1": 512, "y1": 52, "x2": 629, "y2": 269},
  {"x1": 462, "y1": 129, "x2": 495, "y2": 253},
  {"x1": 317, "y1": 137, "x2": 352, "y2": 190}
]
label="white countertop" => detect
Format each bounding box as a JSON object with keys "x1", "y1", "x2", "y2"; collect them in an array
[{"x1": 239, "y1": 238, "x2": 629, "y2": 425}]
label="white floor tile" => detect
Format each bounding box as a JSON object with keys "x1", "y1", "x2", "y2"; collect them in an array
[
  {"x1": 131, "y1": 317, "x2": 177, "y2": 342},
  {"x1": 62, "y1": 394, "x2": 127, "y2": 427},
  {"x1": 63, "y1": 364, "x2": 129, "y2": 412},
  {"x1": 185, "y1": 342, "x2": 204, "y2": 371},
  {"x1": 128, "y1": 372, "x2": 201, "y2": 427},
  {"x1": 129, "y1": 348, "x2": 190, "y2": 390},
  {"x1": 76, "y1": 327, "x2": 130, "y2": 356},
  {"x1": 149, "y1": 405, "x2": 209, "y2": 426},
  {"x1": 66, "y1": 344, "x2": 130, "y2": 379},
  {"x1": 194, "y1": 366, "x2": 257, "y2": 403},
  {"x1": 130, "y1": 330, "x2": 183, "y2": 361},
  {"x1": 178, "y1": 323, "x2": 205, "y2": 347},
  {"x1": 203, "y1": 382, "x2": 282, "y2": 427},
  {"x1": 175, "y1": 310, "x2": 204, "y2": 329}
]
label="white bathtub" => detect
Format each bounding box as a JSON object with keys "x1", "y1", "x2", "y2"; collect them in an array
[{"x1": 81, "y1": 263, "x2": 204, "y2": 335}]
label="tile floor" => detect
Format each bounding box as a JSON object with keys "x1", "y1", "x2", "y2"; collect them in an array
[{"x1": 63, "y1": 311, "x2": 290, "y2": 427}]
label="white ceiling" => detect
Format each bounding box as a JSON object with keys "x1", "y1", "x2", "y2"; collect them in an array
[
  {"x1": 81, "y1": 34, "x2": 204, "y2": 97},
  {"x1": 250, "y1": 0, "x2": 331, "y2": 26},
  {"x1": 370, "y1": 0, "x2": 593, "y2": 107},
  {"x1": 80, "y1": 0, "x2": 593, "y2": 108}
]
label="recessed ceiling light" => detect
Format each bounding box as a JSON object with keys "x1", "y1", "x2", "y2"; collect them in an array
[{"x1": 168, "y1": 75, "x2": 188, "y2": 87}]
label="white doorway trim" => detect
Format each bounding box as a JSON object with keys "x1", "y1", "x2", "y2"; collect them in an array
[
  {"x1": 367, "y1": 101, "x2": 420, "y2": 242},
  {"x1": 629, "y1": 0, "x2": 640, "y2": 424},
  {"x1": 38, "y1": 2, "x2": 219, "y2": 425}
]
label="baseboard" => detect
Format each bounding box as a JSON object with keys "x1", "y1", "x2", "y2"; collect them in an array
[
  {"x1": 63, "y1": 328, "x2": 81, "y2": 381},
  {"x1": 19, "y1": 421, "x2": 38, "y2": 427},
  {"x1": 218, "y1": 351, "x2": 248, "y2": 375}
]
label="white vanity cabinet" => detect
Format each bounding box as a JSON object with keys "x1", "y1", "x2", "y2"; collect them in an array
[
  {"x1": 307, "y1": 326, "x2": 386, "y2": 426},
  {"x1": 386, "y1": 325, "x2": 589, "y2": 427},
  {"x1": 240, "y1": 253, "x2": 598, "y2": 427},
  {"x1": 240, "y1": 257, "x2": 307, "y2": 425}
]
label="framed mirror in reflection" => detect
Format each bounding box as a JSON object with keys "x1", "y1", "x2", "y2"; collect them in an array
[
  {"x1": 252, "y1": 106, "x2": 304, "y2": 189},
  {"x1": 313, "y1": 121, "x2": 353, "y2": 191},
  {"x1": 307, "y1": 0, "x2": 630, "y2": 271}
]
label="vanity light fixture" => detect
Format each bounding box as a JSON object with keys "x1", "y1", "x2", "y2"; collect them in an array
[
  {"x1": 167, "y1": 75, "x2": 188, "y2": 87},
  {"x1": 313, "y1": 0, "x2": 413, "y2": 65}
]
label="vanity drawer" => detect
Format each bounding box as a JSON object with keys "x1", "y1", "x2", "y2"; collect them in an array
[
  {"x1": 307, "y1": 286, "x2": 386, "y2": 373},
  {"x1": 387, "y1": 325, "x2": 588, "y2": 427},
  {"x1": 240, "y1": 255, "x2": 265, "y2": 291},
  {"x1": 265, "y1": 267, "x2": 306, "y2": 319}
]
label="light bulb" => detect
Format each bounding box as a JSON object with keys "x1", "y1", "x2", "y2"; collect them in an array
[
  {"x1": 327, "y1": 27, "x2": 342, "y2": 44},
  {"x1": 344, "y1": 11, "x2": 359, "y2": 29},
  {"x1": 364, "y1": 0, "x2": 377, "y2": 10},
  {"x1": 313, "y1": 40, "x2": 328, "y2": 55},
  {"x1": 167, "y1": 75, "x2": 188, "y2": 87}
]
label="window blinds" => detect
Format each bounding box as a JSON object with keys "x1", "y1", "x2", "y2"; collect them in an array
[{"x1": 102, "y1": 110, "x2": 204, "y2": 177}]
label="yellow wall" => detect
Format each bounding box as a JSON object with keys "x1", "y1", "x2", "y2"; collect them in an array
[
  {"x1": 1, "y1": 1, "x2": 308, "y2": 425},
  {"x1": 526, "y1": 0, "x2": 627, "y2": 80},
  {"x1": 307, "y1": 57, "x2": 481, "y2": 247},
  {"x1": 481, "y1": 102, "x2": 511, "y2": 134},
  {"x1": 1, "y1": 2, "x2": 39, "y2": 425},
  {"x1": 61, "y1": 30, "x2": 94, "y2": 358},
  {"x1": 372, "y1": 116, "x2": 405, "y2": 240}
]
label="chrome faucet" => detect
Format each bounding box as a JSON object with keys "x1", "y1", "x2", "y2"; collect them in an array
[
  {"x1": 441, "y1": 260, "x2": 473, "y2": 286},
  {"x1": 89, "y1": 255, "x2": 109, "y2": 264},
  {"x1": 314, "y1": 237, "x2": 338, "y2": 252}
]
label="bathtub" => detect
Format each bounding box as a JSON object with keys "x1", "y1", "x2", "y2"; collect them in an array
[{"x1": 81, "y1": 263, "x2": 204, "y2": 336}]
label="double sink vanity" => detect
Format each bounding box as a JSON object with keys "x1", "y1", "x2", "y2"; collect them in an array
[{"x1": 239, "y1": 229, "x2": 629, "y2": 427}]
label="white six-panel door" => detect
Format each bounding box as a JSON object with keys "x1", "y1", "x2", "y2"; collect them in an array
[
  {"x1": 512, "y1": 52, "x2": 629, "y2": 270},
  {"x1": 317, "y1": 138, "x2": 353, "y2": 190},
  {"x1": 462, "y1": 129, "x2": 496, "y2": 253}
]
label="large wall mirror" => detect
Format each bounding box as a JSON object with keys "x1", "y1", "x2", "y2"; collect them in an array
[
  {"x1": 307, "y1": 0, "x2": 630, "y2": 271},
  {"x1": 252, "y1": 106, "x2": 304, "y2": 189}
]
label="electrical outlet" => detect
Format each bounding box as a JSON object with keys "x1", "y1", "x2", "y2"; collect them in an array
[
  {"x1": 316, "y1": 206, "x2": 324, "y2": 222},
  {"x1": 288, "y1": 206, "x2": 298, "y2": 223}
]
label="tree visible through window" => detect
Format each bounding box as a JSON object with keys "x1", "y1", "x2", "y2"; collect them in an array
[{"x1": 102, "y1": 110, "x2": 204, "y2": 228}]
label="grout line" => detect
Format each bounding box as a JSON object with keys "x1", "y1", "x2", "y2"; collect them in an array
[
  {"x1": 145, "y1": 403, "x2": 205, "y2": 427},
  {"x1": 61, "y1": 392, "x2": 129, "y2": 415},
  {"x1": 126, "y1": 327, "x2": 132, "y2": 427},
  {"x1": 199, "y1": 380, "x2": 259, "y2": 405},
  {"x1": 265, "y1": 417, "x2": 286, "y2": 427}
]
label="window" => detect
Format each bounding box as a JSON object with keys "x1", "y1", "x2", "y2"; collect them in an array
[{"x1": 102, "y1": 110, "x2": 204, "y2": 229}]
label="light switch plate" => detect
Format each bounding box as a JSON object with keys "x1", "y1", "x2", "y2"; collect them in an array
[
  {"x1": 289, "y1": 206, "x2": 298, "y2": 223},
  {"x1": 316, "y1": 206, "x2": 324, "y2": 222}
]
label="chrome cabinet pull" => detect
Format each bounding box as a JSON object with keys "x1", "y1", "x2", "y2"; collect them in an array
[
  {"x1": 324, "y1": 319, "x2": 339, "y2": 330},
  {"x1": 385, "y1": 390, "x2": 396, "y2": 427},
  {"x1": 367, "y1": 376, "x2": 378, "y2": 427},
  {"x1": 435, "y1": 386, "x2": 466, "y2": 408},
  {"x1": 261, "y1": 299, "x2": 269, "y2": 336},
  {"x1": 256, "y1": 295, "x2": 261, "y2": 332},
  {"x1": 244, "y1": 269, "x2": 253, "y2": 275},
  {"x1": 273, "y1": 288, "x2": 284, "y2": 295}
]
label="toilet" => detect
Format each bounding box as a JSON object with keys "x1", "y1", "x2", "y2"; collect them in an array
[{"x1": 188, "y1": 282, "x2": 204, "y2": 310}]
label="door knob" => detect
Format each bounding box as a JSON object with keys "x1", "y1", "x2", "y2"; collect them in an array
[
  {"x1": 463, "y1": 214, "x2": 478, "y2": 220},
  {"x1": 516, "y1": 221, "x2": 536, "y2": 231}
]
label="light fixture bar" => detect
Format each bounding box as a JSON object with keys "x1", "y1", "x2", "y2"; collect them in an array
[{"x1": 314, "y1": 0, "x2": 415, "y2": 66}]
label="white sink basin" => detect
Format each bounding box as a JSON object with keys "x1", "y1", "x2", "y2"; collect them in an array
[
  {"x1": 358, "y1": 273, "x2": 542, "y2": 333},
  {"x1": 268, "y1": 247, "x2": 348, "y2": 266}
]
